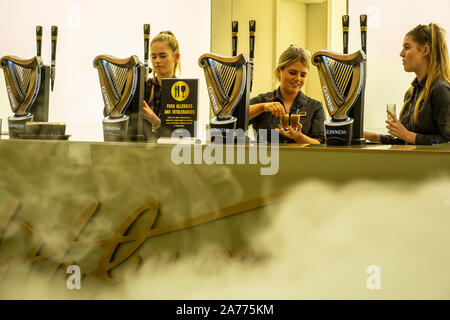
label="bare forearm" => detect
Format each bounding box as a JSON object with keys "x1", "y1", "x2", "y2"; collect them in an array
[
  {"x1": 143, "y1": 113, "x2": 160, "y2": 126},
  {"x1": 143, "y1": 100, "x2": 161, "y2": 127},
  {"x1": 363, "y1": 131, "x2": 381, "y2": 142},
  {"x1": 248, "y1": 104, "x2": 265, "y2": 120},
  {"x1": 404, "y1": 132, "x2": 417, "y2": 144}
]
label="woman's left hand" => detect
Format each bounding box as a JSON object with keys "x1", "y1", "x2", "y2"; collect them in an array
[
  {"x1": 143, "y1": 100, "x2": 161, "y2": 127},
  {"x1": 276, "y1": 124, "x2": 307, "y2": 143},
  {"x1": 386, "y1": 111, "x2": 416, "y2": 144}
]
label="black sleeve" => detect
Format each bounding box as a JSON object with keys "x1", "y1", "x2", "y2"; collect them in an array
[
  {"x1": 309, "y1": 101, "x2": 326, "y2": 144},
  {"x1": 380, "y1": 134, "x2": 406, "y2": 145},
  {"x1": 249, "y1": 94, "x2": 265, "y2": 105},
  {"x1": 415, "y1": 84, "x2": 450, "y2": 145}
]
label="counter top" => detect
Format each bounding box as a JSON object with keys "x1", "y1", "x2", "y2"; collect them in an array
[{"x1": 2, "y1": 132, "x2": 450, "y2": 154}]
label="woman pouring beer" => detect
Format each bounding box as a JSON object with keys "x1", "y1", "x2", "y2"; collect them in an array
[{"x1": 249, "y1": 45, "x2": 325, "y2": 144}]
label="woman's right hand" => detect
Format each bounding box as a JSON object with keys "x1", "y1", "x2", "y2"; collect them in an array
[
  {"x1": 248, "y1": 102, "x2": 286, "y2": 120},
  {"x1": 263, "y1": 102, "x2": 286, "y2": 119},
  {"x1": 363, "y1": 131, "x2": 381, "y2": 142}
]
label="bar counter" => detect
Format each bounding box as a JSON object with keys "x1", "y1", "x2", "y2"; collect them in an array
[{"x1": 0, "y1": 136, "x2": 449, "y2": 298}]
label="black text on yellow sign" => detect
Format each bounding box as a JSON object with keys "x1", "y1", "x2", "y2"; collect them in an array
[
  {"x1": 171, "y1": 81, "x2": 190, "y2": 102},
  {"x1": 164, "y1": 103, "x2": 194, "y2": 114}
]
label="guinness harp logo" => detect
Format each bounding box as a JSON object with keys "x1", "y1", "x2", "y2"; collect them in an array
[
  {"x1": 312, "y1": 50, "x2": 366, "y2": 121},
  {"x1": 232, "y1": 21, "x2": 237, "y2": 28},
  {"x1": 343, "y1": 16, "x2": 349, "y2": 23},
  {"x1": 361, "y1": 15, "x2": 366, "y2": 22},
  {"x1": 171, "y1": 81, "x2": 189, "y2": 102}
]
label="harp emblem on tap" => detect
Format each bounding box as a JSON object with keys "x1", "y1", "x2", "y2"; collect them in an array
[
  {"x1": 312, "y1": 50, "x2": 367, "y2": 145},
  {"x1": 93, "y1": 55, "x2": 145, "y2": 141},
  {"x1": 198, "y1": 53, "x2": 250, "y2": 142}
]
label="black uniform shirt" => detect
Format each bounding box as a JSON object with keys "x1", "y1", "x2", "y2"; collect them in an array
[
  {"x1": 381, "y1": 76, "x2": 450, "y2": 145},
  {"x1": 249, "y1": 88, "x2": 326, "y2": 143}
]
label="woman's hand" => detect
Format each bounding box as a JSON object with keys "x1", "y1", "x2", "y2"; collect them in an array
[
  {"x1": 143, "y1": 100, "x2": 161, "y2": 128},
  {"x1": 363, "y1": 131, "x2": 381, "y2": 142},
  {"x1": 276, "y1": 124, "x2": 320, "y2": 144},
  {"x1": 277, "y1": 124, "x2": 303, "y2": 141},
  {"x1": 249, "y1": 102, "x2": 286, "y2": 120},
  {"x1": 385, "y1": 111, "x2": 416, "y2": 144},
  {"x1": 263, "y1": 102, "x2": 286, "y2": 119}
]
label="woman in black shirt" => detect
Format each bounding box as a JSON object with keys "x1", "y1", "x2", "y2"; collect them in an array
[
  {"x1": 364, "y1": 23, "x2": 450, "y2": 145},
  {"x1": 249, "y1": 45, "x2": 325, "y2": 144},
  {"x1": 143, "y1": 31, "x2": 180, "y2": 136}
]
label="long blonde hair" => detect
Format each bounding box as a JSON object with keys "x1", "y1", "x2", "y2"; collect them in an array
[
  {"x1": 400, "y1": 23, "x2": 450, "y2": 122},
  {"x1": 150, "y1": 30, "x2": 180, "y2": 78}
]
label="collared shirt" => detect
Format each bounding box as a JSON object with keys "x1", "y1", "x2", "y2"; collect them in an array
[
  {"x1": 249, "y1": 88, "x2": 326, "y2": 143},
  {"x1": 380, "y1": 76, "x2": 450, "y2": 145}
]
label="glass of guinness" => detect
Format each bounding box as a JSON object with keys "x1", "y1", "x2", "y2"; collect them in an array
[
  {"x1": 290, "y1": 114, "x2": 300, "y2": 130},
  {"x1": 281, "y1": 115, "x2": 289, "y2": 131}
]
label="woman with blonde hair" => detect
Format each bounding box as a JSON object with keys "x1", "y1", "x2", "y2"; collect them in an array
[
  {"x1": 143, "y1": 31, "x2": 180, "y2": 135},
  {"x1": 364, "y1": 23, "x2": 450, "y2": 145},
  {"x1": 249, "y1": 45, "x2": 325, "y2": 144}
]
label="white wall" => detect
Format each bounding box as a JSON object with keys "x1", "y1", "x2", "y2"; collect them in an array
[
  {"x1": 327, "y1": 0, "x2": 347, "y2": 52},
  {"x1": 211, "y1": 0, "x2": 327, "y2": 101},
  {"x1": 0, "y1": 0, "x2": 211, "y2": 140},
  {"x1": 306, "y1": 1, "x2": 328, "y2": 103},
  {"x1": 349, "y1": 0, "x2": 450, "y2": 132}
]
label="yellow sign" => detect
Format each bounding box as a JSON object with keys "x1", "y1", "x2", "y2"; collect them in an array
[{"x1": 171, "y1": 81, "x2": 189, "y2": 102}]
